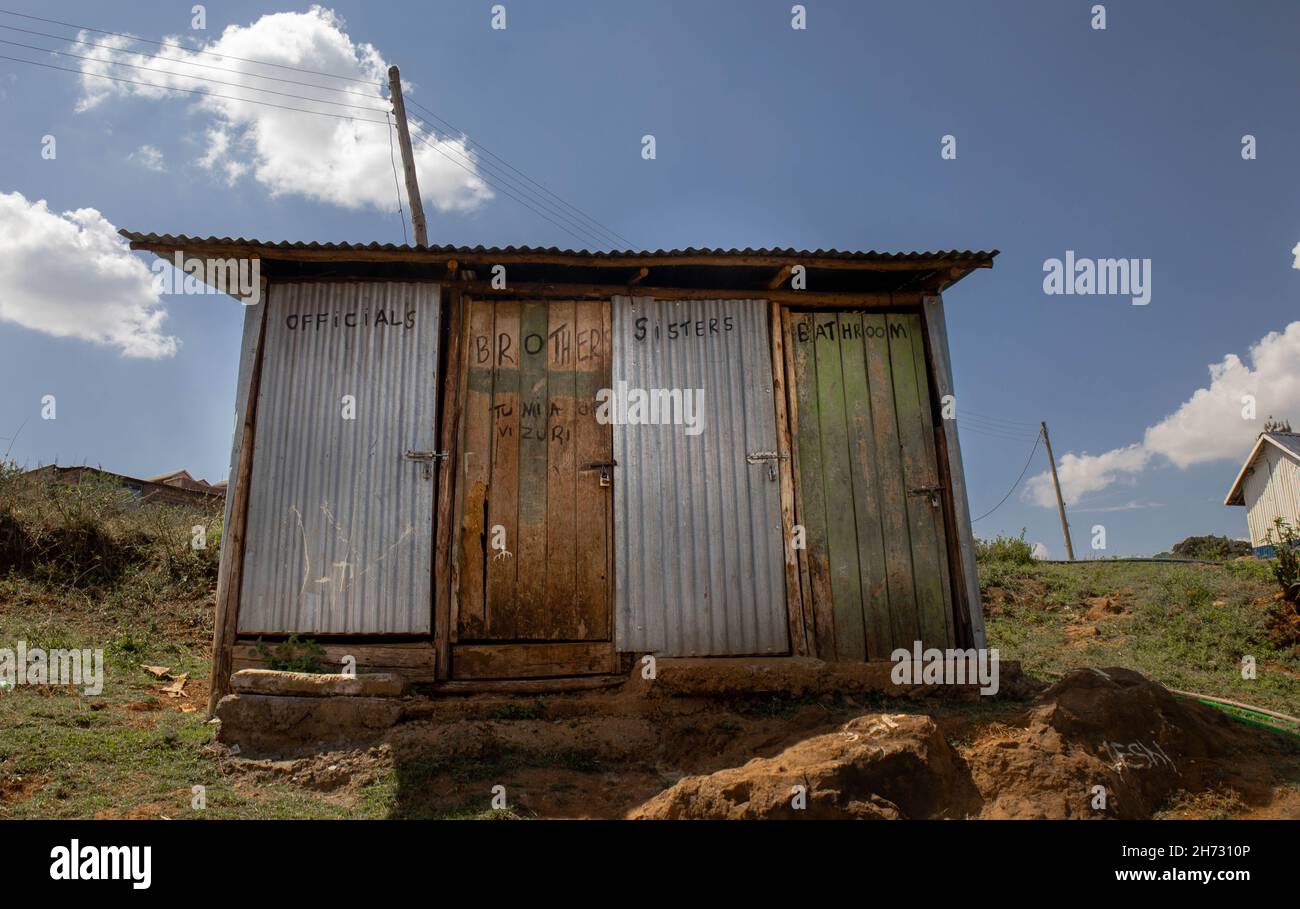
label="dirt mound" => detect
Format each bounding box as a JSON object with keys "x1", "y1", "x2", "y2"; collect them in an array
[
  {"x1": 628, "y1": 714, "x2": 981, "y2": 819},
  {"x1": 628, "y1": 668, "x2": 1284, "y2": 820},
  {"x1": 967, "y1": 667, "x2": 1276, "y2": 819}
]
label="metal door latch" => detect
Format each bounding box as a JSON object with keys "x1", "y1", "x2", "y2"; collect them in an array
[
  {"x1": 581, "y1": 459, "x2": 617, "y2": 487},
  {"x1": 404, "y1": 449, "x2": 449, "y2": 479},
  {"x1": 908, "y1": 484, "x2": 944, "y2": 508},
  {"x1": 746, "y1": 450, "x2": 789, "y2": 481}
]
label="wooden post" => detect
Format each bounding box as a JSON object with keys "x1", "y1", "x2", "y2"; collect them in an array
[
  {"x1": 387, "y1": 65, "x2": 428, "y2": 246},
  {"x1": 769, "y1": 300, "x2": 809, "y2": 656},
  {"x1": 921, "y1": 295, "x2": 986, "y2": 649},
  {"x1": 432, "y1": 286, "x2": 464, "y2": 679},
  {"x1": 1040, "y1": 421, "x2": 1075, "y2": 561},
  {"x1": 208, "y1": 283, "x2": 269, "y2": 715}
]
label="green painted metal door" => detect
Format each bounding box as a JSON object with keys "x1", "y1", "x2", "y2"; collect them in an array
[{"x1": 787, "y1": 311, "x2": 955, "y2": 660}]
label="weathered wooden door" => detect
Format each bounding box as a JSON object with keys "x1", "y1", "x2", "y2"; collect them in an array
[
  {"x1": 455, "y1": 298, "x2": 613, "y2": 654},
  {"x1": 786, "y1": 310, "x2": 955, "y2": 660}
]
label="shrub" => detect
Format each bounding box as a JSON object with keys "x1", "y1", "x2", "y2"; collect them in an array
[
  {"x1": 254, "y1": 635, "x2": 327, "y2": 673},
  {"x1": 1169, "y1": 535, "x2": 1252, "y2": 561},
  {"x1": 0, "y1": 462, "x2": 223, "y2": 597},
  {"x1": 975, "y1": 530, "x2": 1036, "y2": 565},
  {"x1": 1264, "y1": 518, "x2": 1300, "y2": 607}
]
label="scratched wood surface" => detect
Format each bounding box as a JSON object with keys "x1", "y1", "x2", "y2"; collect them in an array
[
  {"x1": 455, "y1": 300, "x2": 495, "y2": 639},
  {"x1": 892, "y1": 313, "x2": 954, "y2": 647},
  {"x1": 486, "y1": 301, "x2": 521, "y2": 636},
  {"x1": 456, "y1": 299, "x2": 612, "y2": 644},
  {"x1": 787, "y1": 312, "x2": 837, "y2": 659},
  {"x1": 787, "y1": 309, "x2": 954, "y2": 659}
]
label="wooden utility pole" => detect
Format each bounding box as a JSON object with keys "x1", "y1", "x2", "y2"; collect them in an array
[
  {"x1": 387, "y1": 65, "x2": 428, "y2": 246},
  {"x1": 1040, "y1": 421, "x2": 1075, "y2": 561}
]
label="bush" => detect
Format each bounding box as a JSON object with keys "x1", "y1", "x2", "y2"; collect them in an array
[
  {"x1": 0, "y1": 462, "x2": 223, "y2": 596},
  {"x1": 975, "y1": 530, "x2": 1036, "y2": 565},
  {"x1": 1169, "y1": 535, "x2": 1252, "y2": 561},
  {"x1": 254, "y1": 635, "x2": 327, "y2": 673},
  {"x1": 1264, "y1": 519, "x2": 1300, "y2": 606}
]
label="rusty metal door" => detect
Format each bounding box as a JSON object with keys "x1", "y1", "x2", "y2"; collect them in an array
[
  {"x1": 786, "y1": 310, "x2": 955, "y2": 660},
  {"x1": 238, "y1": 282, "x2": 441, "y2": 635},
  {"x1": 455, "y1": 298, "x2": 613, "y2": 643},
  {"x1": 611, "y1": 296, "x2": 789, "y2": 656}
]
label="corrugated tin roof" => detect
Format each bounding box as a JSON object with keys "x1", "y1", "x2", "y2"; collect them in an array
[
  {"x1": 118, "y1": 230, "x2": 997, "y2": 264},
  {"x1": 1267, "y1": 431, "x2": 1300, "y2": 459}
]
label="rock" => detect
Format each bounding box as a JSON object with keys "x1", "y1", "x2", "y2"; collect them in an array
[
  {"x1": 215, "y1": 693, "x2": 404, "y2": 756},
  {"x1": 967, "y1": 667, "x2": 1273, "y2": 819},
  {"x1": 629, "y1": 713, "x2": 982, "y2": 819},
  {"x1": 230, "y1": 669, "x2": 405, "y2": 698}
]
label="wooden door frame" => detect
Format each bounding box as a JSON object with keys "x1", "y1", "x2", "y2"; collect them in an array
[
  {"x1": 774, "y1": 297, "x2": 981, "y2": 660},
  {"x1": 445, "y1": 295, "x2": 617, "y2": 680},
  {"x1": 919, "y1": 294, "x2": 985, "y2": 649}
]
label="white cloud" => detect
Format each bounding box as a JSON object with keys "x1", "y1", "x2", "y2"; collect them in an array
[
  {"x1": 1292, "y1": 241, "x2": 1299, "y2": 269},
  {"x1": 1023, "y1": 321, "x2": 1300, "y2": 507},
  {"x1": 0, "y1": 191, "x2": 177, "y2": 358},
  {"x1": 71, "y1": 6, "x2": 491, "y2": 214},
  {"x1": 1024, "y1": 443, "x2": 1150, "y2": 508},
  {"x1": 1071, "y1": 500, "x2": 1165, "y2": 513},
  {"x1": 128, "y1": 144, "x2": 166, "y2": 171}
]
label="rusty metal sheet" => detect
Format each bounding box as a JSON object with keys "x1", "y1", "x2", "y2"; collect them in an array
[
  {"x1": 611, "y1": 296, "x2": 788, "y2": 656},
  {"x1": 238, "y1": 282, "x2": 440, "y2": 634}
]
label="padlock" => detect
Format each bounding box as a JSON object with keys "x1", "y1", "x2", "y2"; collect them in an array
[{"x1": 599, "y1": 466, "x2": 611, "y2": 487}]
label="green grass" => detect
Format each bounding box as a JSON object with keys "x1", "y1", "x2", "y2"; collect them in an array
[
  {"x1": 3, "y1": 464, "x2": 1298, "y2": 817},
  {"x1": 981, "y1": 559, "x2": 1300, "y2": 716}
]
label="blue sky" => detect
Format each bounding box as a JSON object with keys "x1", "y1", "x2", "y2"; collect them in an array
[{"x1": 0, "y1": 0, "x2": 1297, "y2": 557}]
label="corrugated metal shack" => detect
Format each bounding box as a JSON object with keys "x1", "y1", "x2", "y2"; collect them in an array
[
  {"x1": 1225, "y1": 431, "x2": 1300, "y2": 553},
  {"x1": 121, "y1": 232, "x2": 997, "y2": 710}
]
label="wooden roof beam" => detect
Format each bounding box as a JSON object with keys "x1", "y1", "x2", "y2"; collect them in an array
[{"x1": 767, "y1": 264, "x2": 794, "y2": 290}]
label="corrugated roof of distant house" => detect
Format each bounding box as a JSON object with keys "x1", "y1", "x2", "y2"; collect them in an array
[{"x1": 120, "y1": 231, "x2": 998, "y2": 294}]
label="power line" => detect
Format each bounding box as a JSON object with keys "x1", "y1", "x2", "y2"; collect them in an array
[
  {"x1": 0, "y1": 7, "x2": 380, "y2": 85},
  {"x1": 971, "y1": 428, "x2": 1043, "y2": 523},
  {"x1": 959, "y1": 413, "x2": 1040, "y2": 433},
  {"x1": 0, "y1": 7, "x2": 632, "y2": 249},
  {"x1": 958, "y1": 408, "x2": 1039, "y2": 430},
  {"x1": 386, "y1": 112, "x2": 408, "y2": 245},
  {"x1": 404, "y1": 94, "x2": 635, "y2": 250},
  {"x1": 0, "y1": 37, "x2": 390, "y2": 113},
  {"x1": 956, "y1": 421, "x2": 1040, "y2": 443},
  {"x1": 2, "y1": 51, "x2": 613, "y2": 249},
  {"x1": 957, "y1": 418, "x2": 1039, "y2": 438},
  {"x1": 407, "y1": 126, "x2": 606, "y2": 249},
  {"x1": 407, "y1": 119, "x2": 620, "y2": 250},
  {"x1": 0, "y1": 22, "x2": 386, "y2": 101},
  {"x1": 0, "y1": 52, "x2": 392, "y2": 123}
]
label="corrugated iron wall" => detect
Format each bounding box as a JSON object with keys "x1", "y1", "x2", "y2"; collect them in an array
[
  {"x1": 1245, "y1": 445, "x2": 1300, "y2": 547},
  {"x1": 238, "y1": 282, "x2": 441, "y2": 634},
  {"x1": 611, "y1": 296, "x2": 788, "y2": 656}
]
